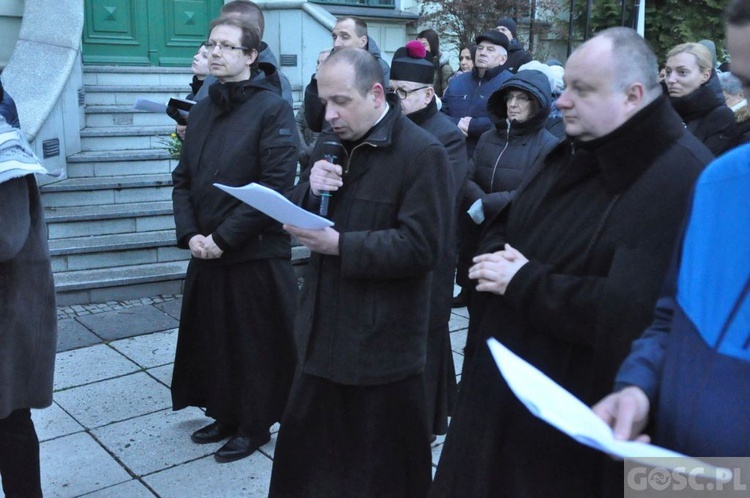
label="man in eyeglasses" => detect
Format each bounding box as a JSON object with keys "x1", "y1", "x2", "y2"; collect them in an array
[{"x1": 388, "y1": 40, "x2": 468, "y2": 441}]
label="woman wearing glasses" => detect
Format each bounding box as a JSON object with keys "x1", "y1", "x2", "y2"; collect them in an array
[
  {"x1": 457, "y1": 69, "x2": 560, "y2": 363},
  {"x1": 171, "y1": 16, "x2": 299, "y2": 464}
]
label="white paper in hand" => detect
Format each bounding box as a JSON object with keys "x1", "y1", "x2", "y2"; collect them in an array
[
  {"x1": 214, "y1": 182, "x2": 333, "y2": 230},
  {"x1": 486, "y1": 338, "x2": 732, "y2": 481}
]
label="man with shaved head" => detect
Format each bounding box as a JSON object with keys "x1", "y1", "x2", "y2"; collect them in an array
[{"x1": 432, "y1": 27, "x2": 712, "y2": 497}]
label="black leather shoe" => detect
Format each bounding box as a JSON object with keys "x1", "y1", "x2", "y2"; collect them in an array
[
  {"x1": 190, "y1": 421, "x2": 238, "y2": 444},
  {"x1": 214, "y1": 432, "x2": 271, "y2": 463}
]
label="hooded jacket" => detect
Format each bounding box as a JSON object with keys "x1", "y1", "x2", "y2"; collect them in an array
[
  {"x1": 669, "y1": 72, "x2": 737, "y2": 156},
  {"x1": 172, "y1": 62, "x2": 299, "y2": 265},
  {"x1": 0, "y1": 86, "x2": 19, "y2": 128},
  {"x1": 464, "y1": 69, "x2": 559, "y2": 219},
  {"x1": 441, "y1": 64, "x2": 512, "y2": 158},
  {"x1": 303, "y1": 37, "x2": 391, "y2": 133}
]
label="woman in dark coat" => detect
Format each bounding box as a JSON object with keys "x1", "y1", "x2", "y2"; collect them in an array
[
  {"x1": 665, "y1": 42, "x2": 737, "y2": 155},
  {"x1": 170, "y1": 16, "x2": 299, "y2": 464},
  {"x1": 455, "y1": 69, "x2": 559, "y2": 340},
  {"x1": 0, "y1": 116, "x2": 57, "y2": 498}
]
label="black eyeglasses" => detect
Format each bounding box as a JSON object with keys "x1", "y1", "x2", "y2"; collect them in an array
[
  {"x1": 389, "y1": 86, "x2": 430, "y2": 99},
  {"x1": 203, "y1": 41, "x2": 248, "y2": 52}
]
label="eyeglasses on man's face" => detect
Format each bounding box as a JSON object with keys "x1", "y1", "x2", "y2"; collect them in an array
[
  {"x1": 504, "y1": 92, "x2": 531, "y2": 103},
  {"x1": 203, "y1": 41, "x2": 248, "y2": 53},
  {"x1": 389, "y1": 85, "x2": 429, "y2": 100}
]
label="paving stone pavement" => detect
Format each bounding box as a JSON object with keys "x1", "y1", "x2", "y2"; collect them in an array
[{"x1": 38, "y1": 293, "x2": 470, "y2": 497}]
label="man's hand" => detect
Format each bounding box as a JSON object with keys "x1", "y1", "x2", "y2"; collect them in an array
[
  {"x1": 188, "y1": 234, "x2": 223, "y2": 259},
  {"x1": 284, "y1": 225, "x2": 340, "y2": 255},
  {"x1": 203, "y1": 234, "x2": 224, "y2": 259},
  {"x1": 592, "y1": 386, "x2": 651, "y2": 443},
  {"x1": 309, "y1": 159, "x2": 343, "y2": 197},
  {"x1": 176, "y1": 124, "x2": 187, "y2": 140},
  {"x1": 458, "y1": 116, "x2": 472, "y2": 136},
  {"x1": 188, "y1": 234, "x2": 207, "y2": 259},
  {"x1": 468, "y1": 243, "x2": 528, "y2": 295}
]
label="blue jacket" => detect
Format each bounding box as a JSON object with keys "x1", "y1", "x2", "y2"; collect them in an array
[
  {"x1": 441, "y1": 65, "x2": 511, "y2": 157},
  {"x1": 0, "y1": 89, "x2": 20, "y2": 128},
  {"x1": 615, "y1": 144, "x2": 750, "y2": 456}
]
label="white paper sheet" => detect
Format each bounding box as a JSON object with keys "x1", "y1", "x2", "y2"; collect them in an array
[
  {"x1": 487, "y1": 338, "x2": 732, "y2": 480},
  {"x1": 214, "y1": 182, "x2": 333, "y2": 230},
  {"x1": 133, "y1": 98, "x2": 189, "y2": 116}
]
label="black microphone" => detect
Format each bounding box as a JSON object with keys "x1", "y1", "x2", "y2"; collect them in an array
[{"x1": 318, "y1": 140, "x2": 345, "y2": 217}]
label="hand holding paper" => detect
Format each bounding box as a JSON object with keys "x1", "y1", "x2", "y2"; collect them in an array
[{"x1": 487, "y1": 338, "x2": 732, "y2": 481}]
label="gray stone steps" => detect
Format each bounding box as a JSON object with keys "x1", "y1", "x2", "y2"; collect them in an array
[
  {"x1": 83, "y1": 65, "x2": 193, "y2": 87},
  {"x1": 40, "y1": 174, "x2": 173, "y2": 208},
  {"x1": 85, "y1": 86, "x2": 189, "y2": 106},
  {"x1": 80, "y1": 125, "x2": 175, "y2": 151},
  {"x1": 50, "y1": 231, "x2": 187, "y2": 273},
  {"x1": 85, "y1": 105, "x2": 177, "y2": 128},
  {"x1": 45, "y1": 200, "x2": 174, "y2": 223},
  {"x1": 66, "y1": 149, "x2": 176, "y2": 178},
  {"x1": 55, "y1": 260, "x2": 189, "y2": 305},
  {"x1": 49, "y1": 230, "x2": 177, "y2": 255}
]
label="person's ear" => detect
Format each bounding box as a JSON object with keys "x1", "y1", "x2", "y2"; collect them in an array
[
  {"x1": 359, "y1": 36, "x2": 368, "y2": 49},
  {"x1": 245, "y1": 48, "x2": 259, "y2": 68},
  {"x1": 625, "y1": 82, "x2": 645, "y2": 108},
  {"x1": 700, "y1": 68, "x2": 712, "y2": 85},
  {"x1": 424, "y1": 86, "x2": 435, "y2": 105},
  {"x1": 371, "y1": 83, "x2": 386, "y2": 106}
]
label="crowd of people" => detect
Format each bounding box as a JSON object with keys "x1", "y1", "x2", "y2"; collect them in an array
[{"x1": 2, "y1": 0, "x2": 749, "y2": 495}]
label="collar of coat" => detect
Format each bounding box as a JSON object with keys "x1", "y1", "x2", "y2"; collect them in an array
[
  {"x1": 548, "y1": 94, "x2": 684, "y2": 194},
  {"x1": 669, "y1": 71, "x2": 726, "y2": 122},
  {"x1": 343, "y1": 92, "x2": 402, "y2": 150},
  {"x1": 406, "y1": 97, "x2": 438, "y2": 126}
]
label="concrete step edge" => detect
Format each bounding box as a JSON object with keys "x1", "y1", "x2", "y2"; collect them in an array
[
  {"x1": 84, "y1": 65, "x2": 193, "y2": 74},
  {"x1": 54, "y1": 261, "x2": 189, "y2": 292},
  {"x1": 40, "y1": 174, "x2": 173, "y2": 192},
  {"x1": 67, "y1": 149, "x2": 173, "y2": 163},
  {"x1": 80, "y1": 126, "x2": 175, "y2": 137},
  {"x1": 49, "y1": 230, "x2": 177, "y2": 255},
  {"x1": 85, "y1": 85, "x2": 190, "y2": 93},
  {"x1": 44, "y1": 201, "x2": 174, "y2": 223}
]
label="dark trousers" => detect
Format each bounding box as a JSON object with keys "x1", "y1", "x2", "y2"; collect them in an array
[
  {"x1": 0, "y1": 408, "x2": 42, "y2": 498},
  {"x1": 269, "y1": 373, "x2": 432, "y2": 498}
]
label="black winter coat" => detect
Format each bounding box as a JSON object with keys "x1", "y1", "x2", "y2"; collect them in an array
[
  {"x1": 288, "y1": 95, "x2": 452, "y2": 385},
  {"x1": 172, "y1": 63, "x2": 299, "y2": 265},
  {"x1": 407, "y1": 98, "x2": 468, "y2": 331},
  {"x1": 464, "y1": 69, "x2": 560, "y2": 219},
  {"x1": 432, "y1": 95, "x2": 712, "y2": 498},
  {"x1": 500, "y1": 39, "x2": 533, "y2": 73},
  {"x1": 670, "y1": 72, "x2": 737, "y2": 156}
]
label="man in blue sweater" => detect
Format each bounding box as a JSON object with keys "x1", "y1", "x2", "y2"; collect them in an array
[{"x1": 593, "y1": 0, "x2": 750, "y2": 456}]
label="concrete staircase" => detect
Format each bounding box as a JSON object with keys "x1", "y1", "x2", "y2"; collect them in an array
[{"x1": 45, "y1": 66, "x2": 192, "y2": 306}]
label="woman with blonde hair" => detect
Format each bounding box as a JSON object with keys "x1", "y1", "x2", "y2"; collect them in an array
[{"x1": 665, "y1": 42, "x2": 737, "y2": 155}]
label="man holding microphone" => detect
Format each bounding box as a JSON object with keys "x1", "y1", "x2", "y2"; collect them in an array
[{"x1": 269, "y1": 47, "x2": 452, "y2": 498}]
